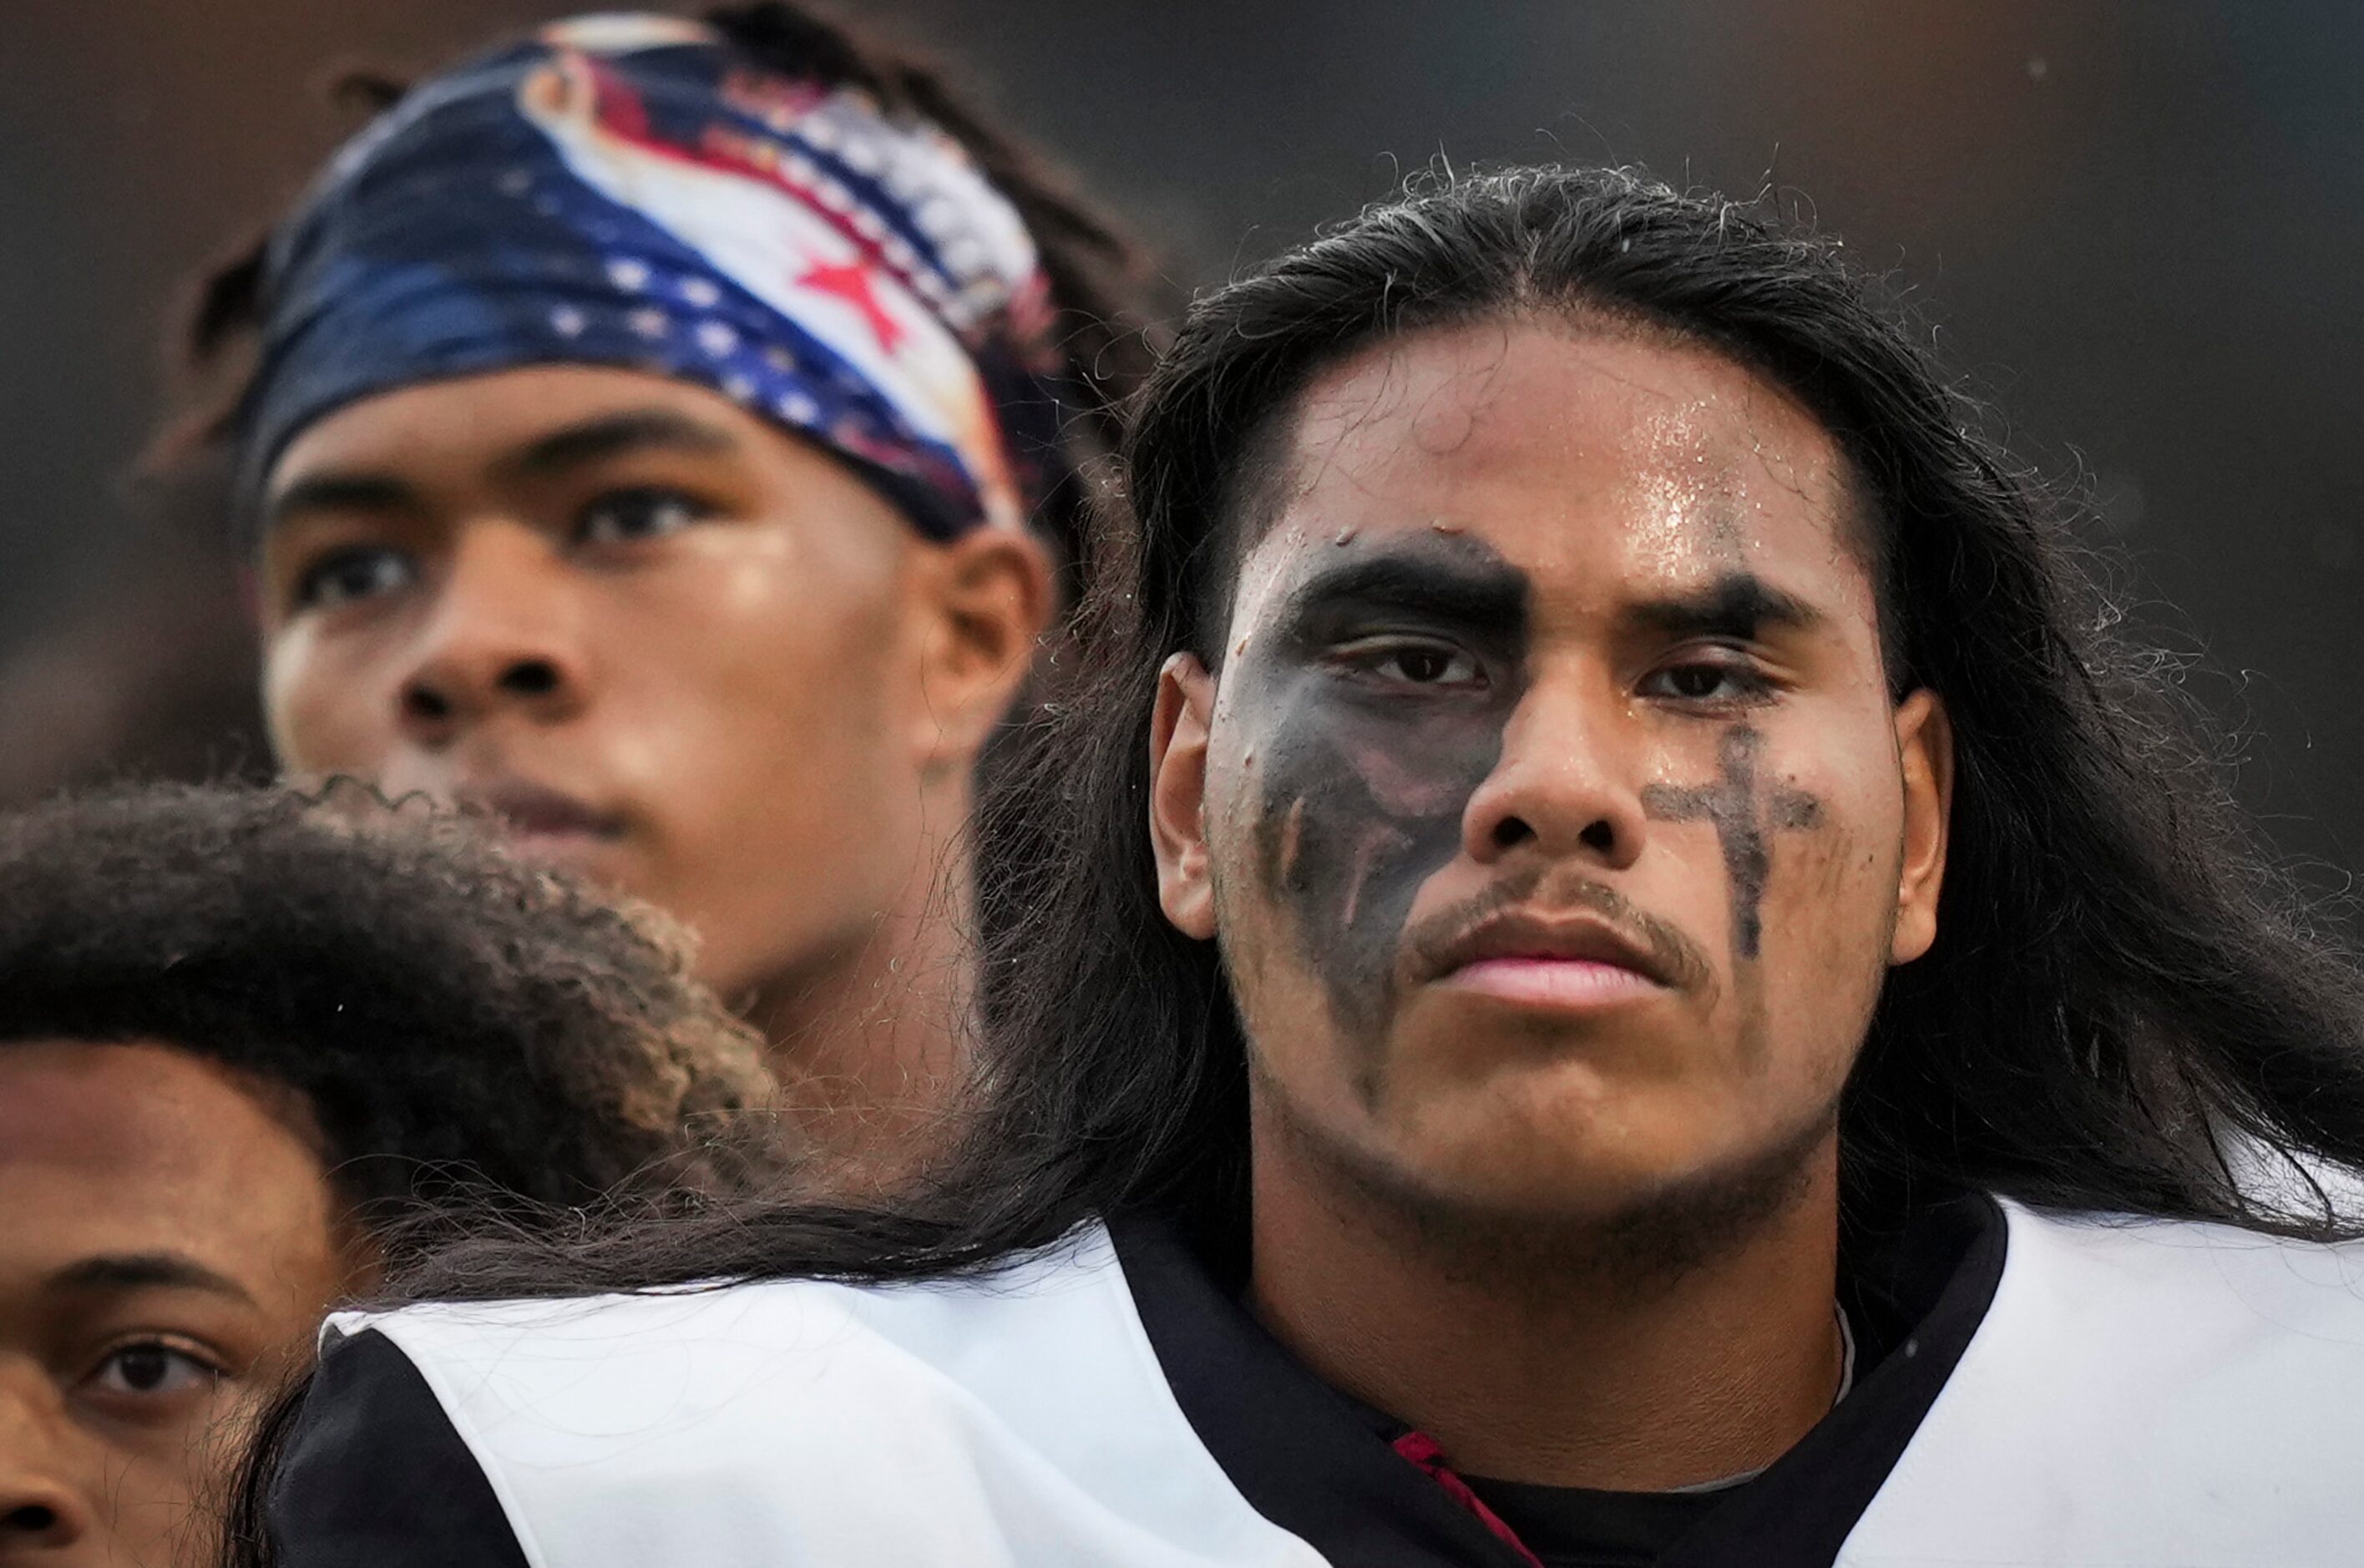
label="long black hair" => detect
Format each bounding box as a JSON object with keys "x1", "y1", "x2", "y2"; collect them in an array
[{"x1": 346, "y1": 163, "x2": 2364, "y2": 1317}]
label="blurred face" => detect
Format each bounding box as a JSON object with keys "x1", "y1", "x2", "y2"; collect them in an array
[
  {"x1": 259, "y1": 366, "x2": 1045, "y2": 1002},
  {"x1": 1151, "y1": 317, "x2": 1950, "y2": 1230},
  {"x1": 0, "y1": 1041, "x2": 352, "y2": 1566}
]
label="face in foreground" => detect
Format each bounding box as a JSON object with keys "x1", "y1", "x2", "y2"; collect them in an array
[
  {"x1": 1152, "y1": 317, "x2": 1951, "y2": 1232},
  {"x1": 259, "y1": 366, "x2": 1045, "y2": 1004},
  {"x1": 0, "y1": 1042, "x2": 352, "y2": 1565}
]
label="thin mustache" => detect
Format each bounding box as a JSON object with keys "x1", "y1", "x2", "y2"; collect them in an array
[{"x1": 1399, "y1": 865, "x2": 1715, "y2": 996}]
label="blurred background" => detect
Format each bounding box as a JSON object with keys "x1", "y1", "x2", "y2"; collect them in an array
[{"x1": 4, "y1": 0, "x2": 2359, "y2": 891}]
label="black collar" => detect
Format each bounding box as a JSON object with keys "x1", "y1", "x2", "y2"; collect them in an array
[{"x1": 1107, "y1": 1186, "x2": 2006, "y2": 1568}]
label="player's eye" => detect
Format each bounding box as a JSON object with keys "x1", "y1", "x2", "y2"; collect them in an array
[
  {"x1": 82, "y1": 1341, "x2": 224, "y2": 1404},
  {"x1": 294, "y1": 546, "x2": 416, "y2": 611},
  {"x1": 575, "y1": 487, "x2": 715, "y2": 545},
  {"x1": 1337, "y1": 638, "x2": 1486, "y2": 690},
  {"x1": 1642, "y1": 656, "x2": 1773, "y2": 705}
]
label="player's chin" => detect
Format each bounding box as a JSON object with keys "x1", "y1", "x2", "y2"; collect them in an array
[
  {"x1": 1375, "y1": 1058, "x2": 1741, "y2": 1208},
  {"x1": 1395, "y1": 1116, "x2": 1829, "y2": 1240},
  {"x1": 1375, "y1": 989, "x2": 1708, "y2": 1135}
]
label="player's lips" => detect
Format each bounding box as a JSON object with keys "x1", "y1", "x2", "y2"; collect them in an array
[
  {"x1": 1424, "y1": 909, "x2": 1672, "y2": 1009},
  {"x1": 452, "y1": 778, "x2": 626, "y2": 857}
]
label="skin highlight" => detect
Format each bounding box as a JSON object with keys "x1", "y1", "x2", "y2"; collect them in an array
[
  {"x1": 256, "y1": 364, "x2": 1049, "y2": 1173},
  {"x1": 1149, "y1": 314, "x2": 1951, "y2": 1489},
  {"x1": 0, "y1": 1042, "x2": 363, "y2": 1566}
]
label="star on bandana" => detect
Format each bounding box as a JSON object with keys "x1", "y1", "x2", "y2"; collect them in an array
[{"x1": 797, "y1": 260, "x2": 904, "y2": 353}]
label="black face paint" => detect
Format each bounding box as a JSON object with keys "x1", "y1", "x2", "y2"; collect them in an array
[
  {"x1": 1238, "y1": 535, "x2": 1531, "y2": 1081},
  {"x1": 1639, "y1": 724, "x2": 1823, "y2": 960}
]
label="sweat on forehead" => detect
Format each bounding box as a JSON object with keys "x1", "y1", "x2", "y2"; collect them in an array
[{"x1": 1197, "y1": 309, "x2": 1886, "y2": 656}]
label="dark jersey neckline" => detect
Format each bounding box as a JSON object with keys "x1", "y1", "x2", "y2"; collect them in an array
[
  {"x1": 1445, "y1": 1190, "x2": 1957, "y2": 1566},
  {"x1": 1110, "y1": 1181, "x2": 2005, "y2": 1567}
]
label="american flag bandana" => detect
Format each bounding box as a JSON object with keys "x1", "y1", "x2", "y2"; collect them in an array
[{"x1": 241, "y1": 13, "x2": 1069, "y2": 540}]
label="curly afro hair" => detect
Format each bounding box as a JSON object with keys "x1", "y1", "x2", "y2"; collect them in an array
[{"x1": 0, "y1": 781, "x2": 780, "y2": 1222}]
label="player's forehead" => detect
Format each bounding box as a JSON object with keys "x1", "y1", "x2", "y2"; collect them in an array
[
  {"x1": 0, "y1": 1041, "x2": 337, "y2": 1285},
  {"x1": 1225, "y1": 316, "x2": 1876, "y2": 636},
  {"x1": 262, "y1": 364, "x2": 752, "y2": 502}
]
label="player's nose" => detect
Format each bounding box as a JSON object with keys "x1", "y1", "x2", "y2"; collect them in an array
[
  {"x1": 0, "y1": 1368, "x2": 94, "y2": 1555},
  {"x1": 396, "y1": 521, "x2": 594, "y2": 747},
  {"x1": 1460, "y1": 668, "x2": 1647, "y2": 872}
]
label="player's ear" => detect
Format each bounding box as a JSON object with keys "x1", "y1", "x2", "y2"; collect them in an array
[
  {"x1": 1150, "y1": 653, "x2": 1218, "y2": 939},
  {"x1": 911, "y1": 527, "x2": 1053, "y2": 773},
  {"x1": 1890, "y1": 688, "x2": 1953, "y2": 965}
]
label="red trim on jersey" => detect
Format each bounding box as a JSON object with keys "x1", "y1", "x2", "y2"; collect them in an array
[{"x1": 1390, "y1": 1430, "x2": 1545, "y2": 1568}]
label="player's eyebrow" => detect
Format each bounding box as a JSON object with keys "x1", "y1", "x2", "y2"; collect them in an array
[
  {"x1": 266, "y1": 406, "x2": 741, "y2": 532},
  {"x1": 1626, "y1": 571, "x2": 1825, "y2": 640},
  {"x1": 493, "y1": 406, "x2": 739, "y2": 481},
  {"x1": 1269, "y1": 536, "x2": 1531, "y2": 644},
  {"x1": 265, "y1": 471, "x2": 421, "y2": 530},
  {"x1": 46, "y1": 1251, "x2": 257, "y2": 1306}
]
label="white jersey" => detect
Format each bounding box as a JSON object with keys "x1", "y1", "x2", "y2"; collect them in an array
[{"x1": 269, "y1": 1196, "x2": 2364, "y2": 1567}]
